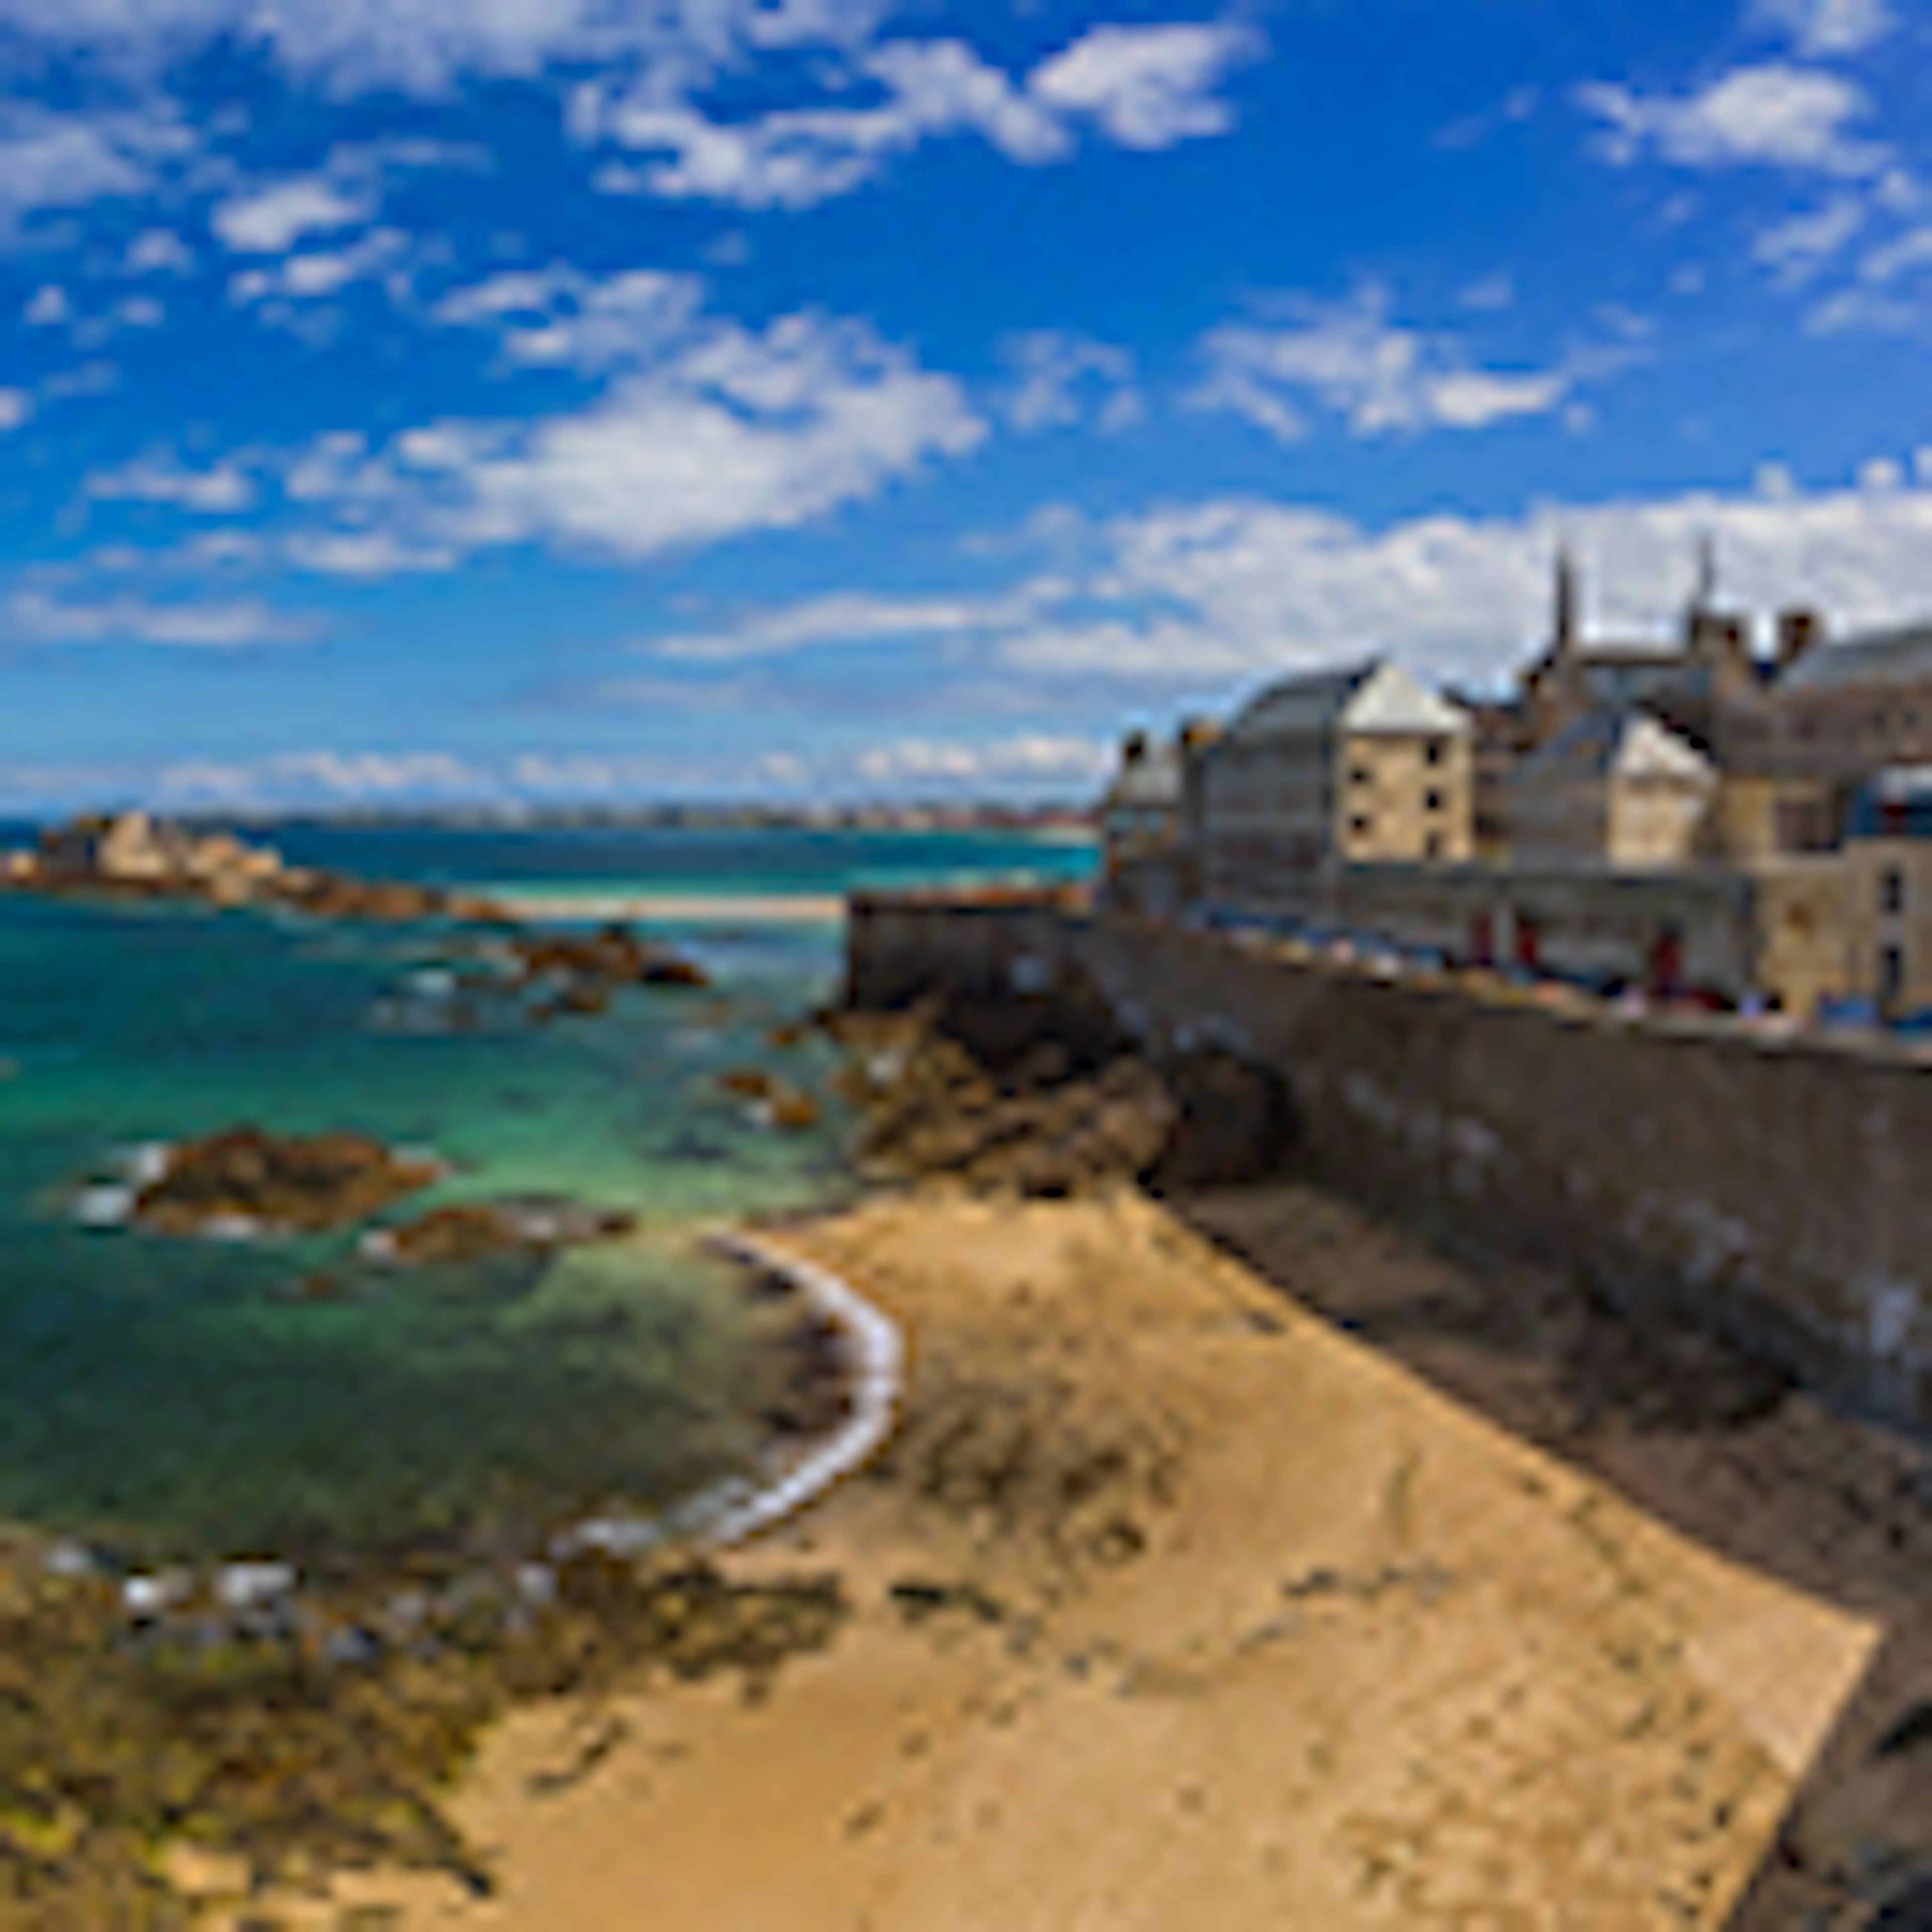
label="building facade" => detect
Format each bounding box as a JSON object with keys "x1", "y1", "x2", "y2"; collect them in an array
[
  {"x1": 1190, "y1": 660, "x2": 1473, "y2": 901},
  {"x1": 1505, "y1": 709, "x2": 1718, "y2": 871}
]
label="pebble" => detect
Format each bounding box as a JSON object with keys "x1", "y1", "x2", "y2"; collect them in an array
[{"x1": 215, "y1": 1561, "x2": 298, "y2": 1612}]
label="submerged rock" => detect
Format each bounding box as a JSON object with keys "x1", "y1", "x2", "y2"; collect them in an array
[
  {"x1": 717, "y1": 1068, "x2": 821, "y2": 1131},
  {"x1": 509, "y1": 923, "x2": 708, "y2": 996},
  {"x1": 130, "y1": 1126, "x2": 442, "y2": 1237},
  {"x1": 365, "y1": 1197, "x2": 638, "y2": 1267}
]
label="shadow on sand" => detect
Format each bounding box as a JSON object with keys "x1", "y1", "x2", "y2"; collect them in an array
[{"x1": 1171, "y1": 1179, "x2": 1932, "y2": 1931}]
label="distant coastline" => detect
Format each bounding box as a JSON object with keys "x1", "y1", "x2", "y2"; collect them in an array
[{"x1": 139, "y1": 802, "x2": 1100, "y2": 837}]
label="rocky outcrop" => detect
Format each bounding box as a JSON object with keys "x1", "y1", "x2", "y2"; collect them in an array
[
  {"x1": 131, "y1": 1128, "x2": 443, "y2": 1237},
  {"x1": 0, "y1": 1549, "x2": 845, "y2": 1923},
  {"x1": 364, "y1": 1197, "x2": 638, "y2": 1267},
  {"x1": 509, "y1": 924, "x2": 708, "y2": 990},
  {"x1": 718, "y1": 1068, "x2": 820, "y2": 1131},
  {"x1": 831, "y1": 1007, "x2": 1295, "y2": 1197},
  {"x1": 3, "y1": 811, "x2": 529, "y2": 928},
  {"x1": 505, "y1": 924, "x2": 711, "y2": 1021},
  {"x1": 4, "y1": 820, "x2": 721, "y2": 1012}
]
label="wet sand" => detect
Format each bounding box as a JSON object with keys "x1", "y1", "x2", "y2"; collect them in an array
[{"x1": 222, "y1": 1187, "x2": 1900, "y2": 1931}]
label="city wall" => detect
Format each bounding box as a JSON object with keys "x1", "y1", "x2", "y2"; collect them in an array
[{"x1": 848, "y1": 891, "x2": 1932, "y2": 1432}]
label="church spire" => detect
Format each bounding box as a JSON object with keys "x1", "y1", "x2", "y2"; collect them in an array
[
  {"x1": 1553, "y1": 545, "x2": 1580, "y2": 659},
  {"x1": 1692, "y1": 533, "x2": 1718, "y2": 616}
]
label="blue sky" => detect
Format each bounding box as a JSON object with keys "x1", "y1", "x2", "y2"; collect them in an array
[{"x1": 1, "y1": 0, "x2": 1930, "y2": 809}]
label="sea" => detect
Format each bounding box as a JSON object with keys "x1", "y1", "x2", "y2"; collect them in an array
[{"x1": 0, "y1": 823, "x2": 1096, "y2": 1572}]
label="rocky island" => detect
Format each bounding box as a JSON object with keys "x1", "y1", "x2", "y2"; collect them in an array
[{"x1": 2, "y1": 812, "x2": 713, "y2": 1013}]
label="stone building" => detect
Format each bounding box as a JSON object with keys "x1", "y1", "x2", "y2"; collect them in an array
[
  {"x1": 1715, "y1": 620, "x2": 1932, "y2": 854},
  {"x1": 1189, "y1": 659, "x2": 1473, "y2": 901},
  {"x1": 1842, "y1": 767, "x2": 1932, "y2": 1017},
  {"x1": 1518, "y1": 545, "x2": 1761, "y2": 757},
  {"x1": 1099, "y1": 731, "x2": 1183, "y2": 869},
  {"x1": 1504, "y1": 708, "x2": 1718, "y2": 871}
]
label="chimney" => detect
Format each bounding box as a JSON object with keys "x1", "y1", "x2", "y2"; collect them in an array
[
  {"x1": 1178, "y1": 716, "x2": 1220, "y2": 755},
  {"x1": 1776, "y1": 607, "x2": 1824, "y2": 671},
  {"x1": 1122, "y1": 729, "x2": 1149, "y2": 766}
]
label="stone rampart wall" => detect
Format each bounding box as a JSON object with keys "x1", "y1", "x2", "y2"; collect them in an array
[{"x1": 848, "y1": 891, "x2": 1932, "y2": 1430}]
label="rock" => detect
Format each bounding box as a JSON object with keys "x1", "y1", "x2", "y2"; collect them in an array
[
  {"x1": 718, "y1": 1068, "x2": 821, "y2": 1132},
  {"x1": 371, "y1": 1197, "x2": 637, "y2": 1267},
  {"x1": 509, "y1": 923, "x2": 707, "y2": 993},
  {"x1": 286, "y1": 1271, "x2": 352, "y2": 1304},
  {"x1": 835, "y1": 1005, "x2": 1298, "y2": 1198},
  {"x1": 846, "y1": 1017, "x2": 1171, "y2": 1196},
  {"x1": 537, "y1": 980, "x2": 613, "y2": 1019},
  {"x1": 131, "y1": 1127, "x2": 442, "y2": 1237},
  {"x1": 214, "y1": 1560, "x2": 298, "y2": 1612},
  {"x1": 760, "y1": 1312, "x2": 854, "y2": 1438},
  {"x1": 273, "y1": 872, "x2": 448, "y2": 923},
  {"x1": 888, "y1": 1579, "x2": 1005, "y2": 1626}
]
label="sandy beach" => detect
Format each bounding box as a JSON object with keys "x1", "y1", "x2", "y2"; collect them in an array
[
  {"x1": 221, "y1": 1185, "x2": 1900, "y2": 1931},
  {"x1": 490, "y1": 892, "x2": 846, "y2": 925}
]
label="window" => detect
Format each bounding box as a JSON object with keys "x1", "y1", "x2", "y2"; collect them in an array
[
  {"x1": 1882, "y1": 866, "x2": 1905, "y2": 916},
  {"x1": 1425, "y1": 789, "x2": 1444, "y2": 814},
  {"x1": 1424, "y1": 833, "x2": 1443, "y2": 860},
  {"x1": 1350, "y1": 815, "x2": 1373, "y2": 838},
  {"x1": 1424, "y1": 740, "x2": 1445, "y2": 766},
  {"x1": 1880, "y1": 945, "x2": 1904, "y2": 1010},
  {"x1": 1349, "y1": 765, "x2": 1372, "y2": 788}
]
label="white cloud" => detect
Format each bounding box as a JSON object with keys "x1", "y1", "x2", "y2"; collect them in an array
[
  {"x1": 0, "y1": 102, "x2": 189, "y2": 230},
  {"x1": 228, "y1": 226, "x2": 411, "y2": 305},
  {"x1": 1458, "y1": 273, "x2": 1517, "y2": 312},
  {"x1": 1859, "y1": 224, "x2": 1932, "y2": 283},
  {"x1": 507, "y1": 751, "x2": 677, "y2": 794},
  {"x1": 281, "y1": 528, "x2": 459, "y2": 576},
  {"x1": 1029, "y1": 21, "x2": 1257, "y2": 149},
  {"x1": 114, "y1": 294, "x2": 166, "y2": 329},
  {"x1": 1000, "y1": 331, "x2": 1142, "y2": 433},
  {"x1": 1806, "y1": 281, "x2": 1918, "y2": 331},
  {"x1": 852, "y1": 733, "x2": 1110, "y2": 786},
  {"x1": 125, "y1": 226, "x2": 195, "y2": 275},
  {"x1": 577, "y1": 40, "x2": 1065, "y2": 211},
  {"x1": 0, "y1": 389, "x2": 29, "y2": 431},
  {"x1": 1035, "y1": 478, "x2": 1932, "y2": 684},
  {"x1": 86, "y1": 451, "x2": 259, "y2": 513},
  {"x1": 671, "y1": 467, "x2": 1932, "y2": 698},
  {"x1": 40, "y1": 360, "x2": 119, "y2": 401},
  {"x1": 1435, "y1": 85, "x2": 1540, "y2": 153},
  {"x1": 649, "y1": 583, "x2": 1059, "y2": 660},
  {"x1": 157, "y1": 749, "x2": 484, "y2": 804},
  {"x1": 456, "y1": 313, "x2": 984, "y2": 556},
  {"x1": 272, "y1": 298, "x2": 984, "y2": 569},
  {"x1": 0, "y1": 0, "x2": 888, "y2": 96},
  {"x1": 24, "y1": 284, "x2": 70, "y2": 326},
  {"x1": 1754, "y1": 195, "x2": 1866, "y2": 282},
  {"x1": 579, "y1": 19, "x2": 1258, "y2": 210},
  {"x1": 1192, "y1": 286, "x2": 1578, "y2": 441},
  {"x1": 11, "y1": 587, "x2": 308, "y2": 648},
  {"x1": 1581, "y1": 64, "x2": 1885, "y2": 176},
  {"x1": 434, "y1": 265, "x2": 701, "y2": 370},
  {"x1": 1754, "y1": 0, "x2": 1895, "y2": 56},
  {"x1": 212, "y1": 175, "x2": 370, "y2": 253}
]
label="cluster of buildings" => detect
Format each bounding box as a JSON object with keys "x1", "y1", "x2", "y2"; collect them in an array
[{"x1": 1099, "y1": 551, "x2": 1932, "y2": 1024}]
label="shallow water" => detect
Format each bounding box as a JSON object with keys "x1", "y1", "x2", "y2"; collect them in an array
[{"x1": 0, "y1": 826, "x2": 1094, "y2": 1567}]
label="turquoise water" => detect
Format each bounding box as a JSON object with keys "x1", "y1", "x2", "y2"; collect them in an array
[{"x1": 0, "y1": 826, "x2": 1095, "y2": 1568}]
